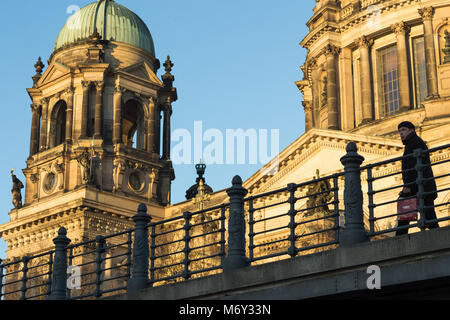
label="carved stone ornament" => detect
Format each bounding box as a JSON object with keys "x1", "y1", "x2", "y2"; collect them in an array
[
  {"x1": 322, "y1": 44, "x2": 341, "y2": 57},
  {"x1": 10, "y1": 170, "x2": 24, "y2": 209},
  {"x1": 356, "y1": 35, "x2": 374, "y2": 48},
  {"x1": 418, "y1": 7, "x2": 434, "y2": 20},
  {"x1": 391, "y1": 22, "x2": 410, "y2": 35}
]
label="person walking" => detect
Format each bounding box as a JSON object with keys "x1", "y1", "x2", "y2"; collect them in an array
[{"x1": 396, "y1": 121, "x2": 439, "y2": 236}]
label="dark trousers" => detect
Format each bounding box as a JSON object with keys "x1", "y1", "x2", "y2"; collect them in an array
[{"x1": 396, "y1": 196, "x2": 439, "y2": 236}]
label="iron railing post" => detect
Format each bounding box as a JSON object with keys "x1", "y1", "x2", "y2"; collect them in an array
[
  {"x1": 94, "y1": 236, "x2": 106, "y2": 298},
  {"x1": 0, "y1": 259, "x2": 3, "y2": 300},
  {"x1": 287, "y1": 183, "x2": 298, "y2": 258},
  {"x1": 415, "y1": 149, "x2": 426, "y2": 231},
  {"x1": 248, "y1": 199, "x2": 255, "y2": 263},
  {"x1": 127, "y1": 203, "x2": 151, "y2": 293},
  {"x1": 49, "y1": 227, "x2": 71, "y2": 300},
  {"x1": 149, "y1": 225, "x2": 156, "y2": 286},
  {"x1": 20, "y1": 256, "x2": 29, "y2": 300},
  {"x1": 332, "y1": 175, "x2": 340, "y2": 241},
  {"x1": 220, "y1": 206, "x2": 226, "y2": 267},
  {"x1": 223, "y1": 175, "x2": 249, "y2": 271},
  {"x1": 182, "y1": 212, "x2": 192, "y2": 280},
  {"x1": 340, "y1": 142, "x2": 368, "y2": 246},
  {"x1": 367, "y1": 167, "x2": 375, "y2": 235}
]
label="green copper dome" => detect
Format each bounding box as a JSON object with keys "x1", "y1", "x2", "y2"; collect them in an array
[{"x1": 54, "y1": 0, "x2": 155, "y2": 56}]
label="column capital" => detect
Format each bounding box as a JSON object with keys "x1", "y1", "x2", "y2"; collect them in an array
[
  {"x1": 418, "y1": 6, "x2": 434, "y2": 20},
  {"x1": 40, "y1": 97, "x2": 49, "y2": 107},
  {"x1": 30, "y1": 103, "x2": 41, "y2": 114},
  {"x1": 391, "y1": 22, "x2": 410, "y2": 35},
  {"x1": 322, "y1": 44, "x2": 341, "y2": 57},
  {"x1": 356, "y1": 35, "x2": 374, "y2": 48},
  {"x1": 94, "y1": 81, "x2": 104, "y2": 91},
  {"x1": 114, "y1": 84, "x2": 126, "y2": 95},
  {"x1": 81, "y1": 80, "x2": 91, "y2": 89}
]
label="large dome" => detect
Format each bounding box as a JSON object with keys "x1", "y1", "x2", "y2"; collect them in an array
[{"x1": 54, "y1": 0, "x2": 155, "y2": 56}]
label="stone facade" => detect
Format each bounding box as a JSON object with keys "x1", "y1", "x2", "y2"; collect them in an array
[
  {"x1": 0, "y1": 2, "x2": 176, "y2": 266},
  {"x1": 2, "y1": 0, "x2": 450, "y2": 275}
]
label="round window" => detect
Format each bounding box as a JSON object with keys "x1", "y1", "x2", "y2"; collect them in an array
[
  {"x1": 43, "y1": 173, "x2": 56, "y2": 192},
  {"x1": 129, "y1": 172, "x2": 142, "y2": 192}
]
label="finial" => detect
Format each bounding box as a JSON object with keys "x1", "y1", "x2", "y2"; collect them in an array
[
  {"x1": 162, "y1": 55, "x2": 175, "y2": 88},
  {"x1": 34, "y1": 57, "x2": 44, "y2": 75},
  {"x1": 32, "y1": 57, "x2": 45, "y2": 87}
]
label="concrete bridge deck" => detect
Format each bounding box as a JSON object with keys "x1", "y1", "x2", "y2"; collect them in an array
[{"x1": 109, "y1": 226, "x2": 450, "y2": 300}]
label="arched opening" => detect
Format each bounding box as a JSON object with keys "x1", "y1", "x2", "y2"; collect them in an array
[
  {"x1": 50, "y1": 100, "x2": 67, "y2": 148},
  {"x1": 121, "y1": 99, "x2": 145, "y2": 150}
]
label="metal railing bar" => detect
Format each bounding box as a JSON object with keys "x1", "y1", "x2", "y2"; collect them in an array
[
  {"x1": 251, "y1": 211, "x2": 289, "y2": 224},
  {"x1": 189, "y1": 240, "x2": 223, "y2": 252},
  {"x1": 151, "y1": 260, "x2": 184, "y2": 272},
  {"x1": 251, "y1": 250, "x2": 289, "y2": 263},
  {"x1": 251, "y1": 225, "x2": 288, "y2": 237},
  {"x1": 295, "y1": 226, "x2": 339, "y2": 240},
  {"x1": 152, "y1": 226, "x2": 185, "y2": 238},
  {"x1": 251, "y1": 199, "x2": 290, "y2": 212},
  {"x1": 189, "y1": 252, "x2": 223, "y2": 264},
  {"x1": 251, "y1": 237, "x2": 289, "y2": 249},
  {"x1": 188, "y1": 265, "x2": 222, "y2": 276},
  {"x1": 296, "y1": 240, "x2": 339, "y2": 253},
  {"x1": 189, "y1": 229, "x2": 222, "y2": 240},
  {"x1": 295, "y1": 212, "x2": 339, "y2": 227}
]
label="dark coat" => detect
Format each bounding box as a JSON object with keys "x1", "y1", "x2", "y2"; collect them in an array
[{"x1": 401, "y1": 132, "x2": 437, "y2": 199}]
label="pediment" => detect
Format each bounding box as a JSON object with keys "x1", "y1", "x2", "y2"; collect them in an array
[
  {"x1": 244, "y1": 129, "x2": 404, "y2": 195},
  {"x1": 119, "y1": 61, "x2": 162, "y2": 85},
  {"x1": 38, "y1": 62, "x2": 71, "y2": 87}
]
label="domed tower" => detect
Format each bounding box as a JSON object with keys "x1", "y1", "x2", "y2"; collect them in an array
[
  {"x1": 1, "y1": 0, "x2": 176, "y2": 259},
  {"x1": 297, "y1": 0, "x2": 450, "y2": 144}
]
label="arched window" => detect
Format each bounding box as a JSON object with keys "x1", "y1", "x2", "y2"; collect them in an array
[
  {"x1": 122, "y1": 99, "x2": 145, "y2": 150},
  {"x1": 49, "y1": 100, "x2": 67, "y2": 148}
]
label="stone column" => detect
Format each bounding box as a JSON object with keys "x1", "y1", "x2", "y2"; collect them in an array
[
  {"x1": 94, "y1": 82, "x2": 104, "y2": 139},
  {"x1": 113, "y1": 85, "x2": 124, "y2": 144},
  {"x1": 302, "y1": 101, "x2": 313, "y2": 131},
  {"x1": 162, "y1": 99, "x2": 172, "y2": 160},
  {"x1": 392, "y1": 22, "x2": 411, "y2": 112},
  {"x1": 29, "y1": 103, "x2": 41, "y2": 156},
  {"x1": 147, "y1": 97, "x2": 156, "y2": 153},
  {"x1": 64, "y1": 87, "x2": 74, "y2": 143},
  {"x1": 356, "y1": 36, "x2": 374, "y2": 123},
  {"x1": 154, "y1": 104, "x2": 161, "y2": 156},
  {"x1": 39, "y1": 98, "x2": 49, "y2": 151},
  {"x1": 419, "y1": 7, "x2": 439, "y2": 99},
  {"x1": 80, "y1": 81, "x2": 90, "y2": 139},
  {"x1": 322, "y1": 44, "x2": 341, "y2": 130},
  {"x1": 309, "y1": 58, "x2": 320, "y2": 128}
]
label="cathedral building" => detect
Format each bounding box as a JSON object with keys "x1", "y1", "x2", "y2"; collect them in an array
[
  {"x1": 1, "y1": 0, "x2": 177, "y2": 260},
  {"x1": 1, "y1": 0, "x2": 450, "y2": 273}
]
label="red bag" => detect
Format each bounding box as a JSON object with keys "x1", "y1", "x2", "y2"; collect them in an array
[{"x1": 397, "y1": 197, "x2": 418, "y2": 221}]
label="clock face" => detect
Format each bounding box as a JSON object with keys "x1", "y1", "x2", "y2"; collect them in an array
[{"x1": 43, "y1": 173, "x2": 56, "y2": 192}]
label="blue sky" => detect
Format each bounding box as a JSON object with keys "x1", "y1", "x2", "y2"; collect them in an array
[{"x1": 0, "y1": 0, "x2": 314, "y2": 259}]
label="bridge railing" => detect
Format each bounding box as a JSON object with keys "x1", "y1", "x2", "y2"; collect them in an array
[
  {"x1": 1, "y1": 141, "x2": 449, "y2": 300},
  {"x1": 363, "y1": 142, "x2": 450, "y2": 238}
]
